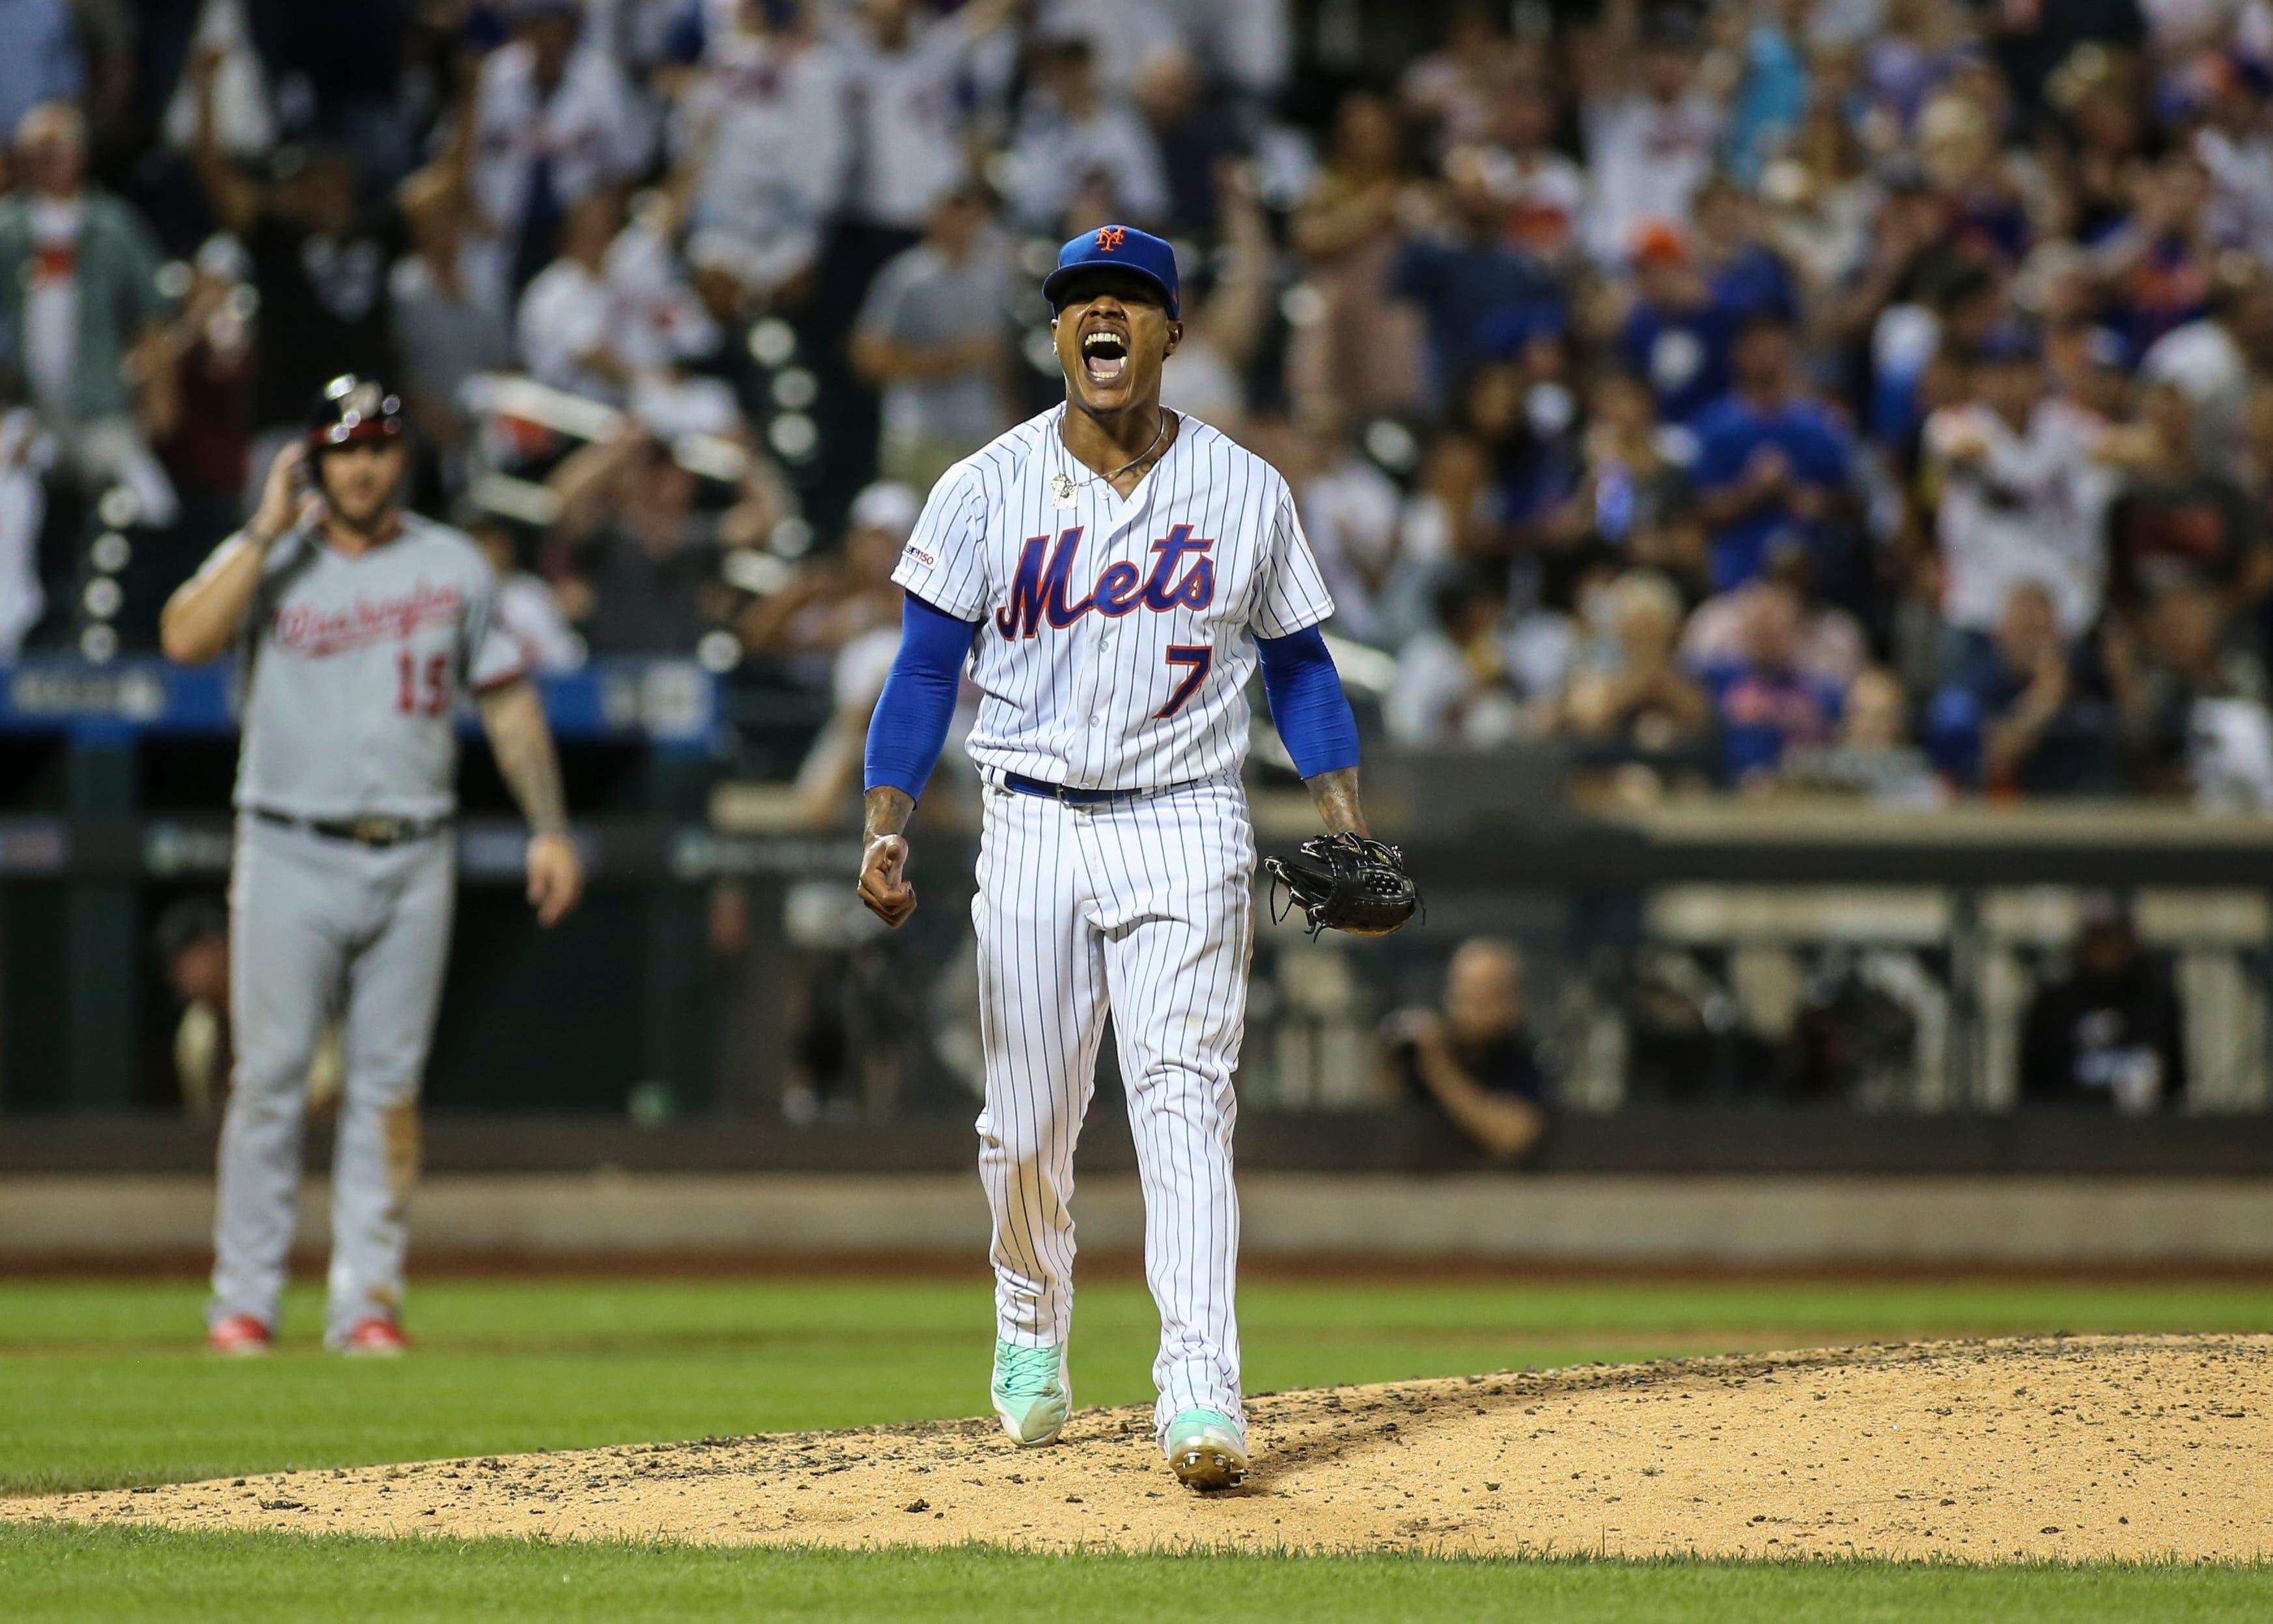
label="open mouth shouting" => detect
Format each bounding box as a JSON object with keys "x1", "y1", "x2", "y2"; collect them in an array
[{"x1": 1081, "y1": 327, "x2": 1129, "y2": 385}]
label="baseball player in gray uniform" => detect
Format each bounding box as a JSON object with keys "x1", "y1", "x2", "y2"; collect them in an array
[{"x1": 161, "y1": 374, "x2": 584, "y2": 1355}]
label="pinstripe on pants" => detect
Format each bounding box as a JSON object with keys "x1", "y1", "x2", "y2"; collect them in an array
[{"x1": 973, "y1": 774, "x2": 1251, "y2": 1440}]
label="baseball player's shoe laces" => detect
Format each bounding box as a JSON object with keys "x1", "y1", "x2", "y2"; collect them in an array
[
  {"x1": 1164, "y1": 1409, "x2": 1249, "y2": 1491},
  {"x1": 990, "y1": 1339, "x2": 1071, "y2": 1447}
]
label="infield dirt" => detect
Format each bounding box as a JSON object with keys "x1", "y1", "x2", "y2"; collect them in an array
[{"x1": 8, "y1": 1336, "x2": 2269, "y2": 1561}]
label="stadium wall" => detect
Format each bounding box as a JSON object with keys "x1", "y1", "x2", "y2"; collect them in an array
[{"x1": 10, "y1": 1171, "x2": 2273, "y2": 1270}]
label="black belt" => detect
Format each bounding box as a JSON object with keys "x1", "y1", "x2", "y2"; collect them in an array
[
  {"x1": 1003, "y1": 773, "x2": 1144, "y2": 806},
  {"x1": 251, "y1": 807, "x2": 449, "y2": 848}
]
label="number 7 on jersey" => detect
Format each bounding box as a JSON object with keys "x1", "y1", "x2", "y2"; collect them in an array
[{"x1": 1156, "y1": 645, "x2": 1212, "y2": 719}]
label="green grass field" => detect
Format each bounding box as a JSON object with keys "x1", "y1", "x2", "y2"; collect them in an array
[{"x1": 5, "y1": 1274, "x2": 2273, "y2": 1620}]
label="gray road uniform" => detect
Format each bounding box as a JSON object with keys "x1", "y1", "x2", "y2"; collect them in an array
[{"x1": 207, "y1": 512, "x2": 525, "y2": 1341}]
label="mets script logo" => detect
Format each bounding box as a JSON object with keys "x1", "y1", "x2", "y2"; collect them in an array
[
  {"x1": 996, "y1": 525, "x2": 1214, "y2": 640},
  {"x1": 1095, "y1": 225, "x2": 1126, "y2": 252}
]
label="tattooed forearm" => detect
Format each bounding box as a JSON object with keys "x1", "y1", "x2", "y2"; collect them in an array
[
  {"x1": 1304, "y1": 766, "x2": 1368, "y2": 837},
  {"x1": 479, "y1": 682, "x2": 570, "y2": 837},
  {"x1": 863, "y1": 785, "x2": 915, "y2": 843}
]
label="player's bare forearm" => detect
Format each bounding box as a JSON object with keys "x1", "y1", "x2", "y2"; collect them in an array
[
  {"x1": 164, "y1": 441, "x2": 315, "y2": 663},
  {"x1": 1304, "y1": 766, "x2": 1369, "y2": 837},
  {"x1": 483, "y1": 680, "x2": 582, "y2": 925},
  {"x1": 863, "y1": 785, "x2": 915, "y2": 843},
  {"x1": 479, "y1": 680, "x2": 570, "y2": 837},
  {"x1": 856, "y1": 787, "x2": 919, "y2": 927},
  {"x1": 160, "y1": 533, "x2": 268, "y2": 664}
]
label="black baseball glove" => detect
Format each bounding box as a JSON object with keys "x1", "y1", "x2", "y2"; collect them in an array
[{"x1": 1263, "y1": 833, "x2": 1420, "y2": 938}]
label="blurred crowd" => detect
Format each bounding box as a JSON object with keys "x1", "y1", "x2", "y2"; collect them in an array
[
  {"x1": 1382, "y1": 895, "x2": 2191, "y2": 1164},
  {"x1": 7, "y1": 0, "x2": 2273, "y2": 805}
]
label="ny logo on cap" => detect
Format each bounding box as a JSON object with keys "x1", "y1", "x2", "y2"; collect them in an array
[
  {"x1": 1095, "y1": 225, "x2": 1126, "y2": 252},
  {"x1": 341, "y1": 381, "x2": 385, "y2": 421}
]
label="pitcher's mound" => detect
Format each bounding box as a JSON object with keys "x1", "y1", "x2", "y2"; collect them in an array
[{"x1": 11, "y1": 1336, "x2": 2272, "y2": 1561}]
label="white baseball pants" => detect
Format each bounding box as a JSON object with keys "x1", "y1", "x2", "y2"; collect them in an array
[{"x1": 971, "y1": 774, "x2": 1252, "y2": 1440}]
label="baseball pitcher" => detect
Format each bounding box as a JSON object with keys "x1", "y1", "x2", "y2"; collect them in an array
[
  {"x1": 856, "y1": 225, "x2": 1417, "y2": 1489},
  {"x1": 161, "y1": 374, "x2": 584, "y2": 1355}
]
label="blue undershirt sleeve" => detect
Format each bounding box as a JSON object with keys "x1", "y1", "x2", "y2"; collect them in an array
[
  {"x1": 1256, "y1": 624, "x2": 1361, "y2": 781},
  {"x1": 863, "y1": 593, "x2": 982, "y2": 801}
]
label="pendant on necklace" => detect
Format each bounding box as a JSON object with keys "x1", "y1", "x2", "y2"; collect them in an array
[{"x1": 1050, "y1": 472, "x2": 1077, "y2": 509}]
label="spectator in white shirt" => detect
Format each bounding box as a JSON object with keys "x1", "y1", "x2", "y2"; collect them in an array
[
  {"x1": 676, "y1": 0, "x2": 850, "y2": 318},
  {"x1": 811, "y1": 0, "x2": 1014, "y2": 350},
  {"x1": 1923, "y1": 324, "x2": 2113, "y2": 660},
  {"x1": 518, "y1": 190, "x2": 634, "y2": 402},
  {"x1": 1389, "y1": 568, "x2": 1527, "y2": 747},
  {"x1": 468, "y1": 0, "x2": 653, "y2": 296},
  {"x1": 612, "y1": 191, "x2": 723, "y2": 374},
  {"x1": 2194, "y1": 49, "x2": 2273, "y2": 262},
  {"x1": 837, "y1": 0, "x2": 1013, "y2": 239},
  {"x1": 1001, "y1": 35, "x2": 1169, "y2": 232},
  {"x1": 1393, "y1": 432, "x2": 1489, "y2": 600},
  {"x1": 0, "y1": 400, "x2": 49, "y2": 658},
  {"x1": 518, "y1": 187, "x2": 723, "y2": 416},
  {"x1": 468, "y1": 510, "x2": 585, "y2": 672},
  {"x1": 1578, "y1": 3, "x2": 1723, "y2": 266},
  {"x1": 1486, "y1": 76, "x2": 1587, "y2": 266}
]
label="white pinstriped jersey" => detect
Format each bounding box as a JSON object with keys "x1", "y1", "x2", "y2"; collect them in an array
[{"x1": 891, "y1": 406, "x2": 1335, "y2": 791}]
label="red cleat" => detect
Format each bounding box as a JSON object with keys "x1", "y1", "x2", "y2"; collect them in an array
[
  {"x1": 338, "y1": 1317, "x2": 410, "y2": 1357},
  {"x1": 207, "y1": 1314, "x2": 272, "y2": 1356}
]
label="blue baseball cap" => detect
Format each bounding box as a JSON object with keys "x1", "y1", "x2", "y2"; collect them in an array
[{"x1": 1042, "y1": 224, "x2": 1179, "y2": 320}]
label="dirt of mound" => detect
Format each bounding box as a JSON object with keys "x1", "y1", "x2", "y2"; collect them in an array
[{"x1": 10, "y1": 1336, "x2": 2271, "y2": 1561}]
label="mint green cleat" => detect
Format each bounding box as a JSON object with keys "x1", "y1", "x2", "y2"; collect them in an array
[
  {"x1": 1164, "y1": 1409, "x2": 1249, "y2": 1490},
  {"x1": 990, "y1": 1340, "x2": 1070, "y2": 1446}
]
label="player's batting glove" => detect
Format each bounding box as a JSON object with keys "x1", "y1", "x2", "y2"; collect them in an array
[{"x1": 1263, "y1": 833, "x2": 1421, "y2": 939}]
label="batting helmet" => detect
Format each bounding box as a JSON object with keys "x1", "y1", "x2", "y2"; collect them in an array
[{"x1": 306, "y1": 374, "x2": 405, "y2": 455}]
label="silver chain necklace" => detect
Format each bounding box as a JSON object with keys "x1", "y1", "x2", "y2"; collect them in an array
[{"x1": 1053, "y1": 410, "x2": 1173, "y2": 505}]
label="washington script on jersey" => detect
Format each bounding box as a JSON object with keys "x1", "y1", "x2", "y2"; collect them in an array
[
  {"x1": 993, "y1": 524, "x2": 1216, "y2": 639},
  {"x1": 271, "y1": 582, "x2": 465, "y2": 658}
]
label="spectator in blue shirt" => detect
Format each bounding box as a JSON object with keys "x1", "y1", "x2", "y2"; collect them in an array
[
  {"x1": 1619, "y1": 219, "x2": 1737, "y2": 426},
  {"x1": 1695, "y1": 578, "x2": 1845, "y2": 781},
  {"x1": 1927, "y1": 581, "x2": 2115, "y2": 795},
  {"x1": 1391, "y1": 148, "x2": 1559, "y2": 408},
  {"x1": 1692, "y1": 173, "x2": 1800, "y2": 322},
  {"x1": 1693, "y1": 307, "x2": 1854, "y2": 591}
]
